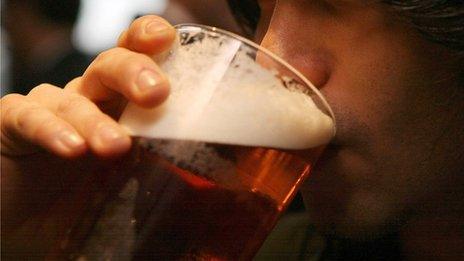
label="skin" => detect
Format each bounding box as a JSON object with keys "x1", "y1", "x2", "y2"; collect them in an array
[
  {"x1": 1, "y1": 0, "x2": 463, "y2": 259},
  {"x1": 256, "y1": 0, "x2": 464, "y2": 258}
]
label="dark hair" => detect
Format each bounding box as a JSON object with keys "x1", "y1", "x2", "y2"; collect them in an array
[
  {"x1": 5, "y1": 0, "x2": 81, "y2": 26},
  {"x1": 227, "y1": 0, "x2": 260, "y2": 37},
  {"x1": 383, "y1": 1, "x2": 464, "y2": 52},
  {"x1": 228, "y1": 0, "x2": 464, "y2": 52}
]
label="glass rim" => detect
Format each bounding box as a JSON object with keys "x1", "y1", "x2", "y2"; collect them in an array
[{"x1": 174, "y1": 23, "x2": 336, "y2": 134}]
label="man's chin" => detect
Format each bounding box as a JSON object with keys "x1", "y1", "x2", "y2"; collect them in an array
[{"x1": 303, "y1": 191, "x2": 404, "y2": 242}]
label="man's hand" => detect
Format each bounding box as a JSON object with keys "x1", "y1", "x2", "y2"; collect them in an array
[{"x1": 1, "y1": 15, "x2": 176, "y2": 259}]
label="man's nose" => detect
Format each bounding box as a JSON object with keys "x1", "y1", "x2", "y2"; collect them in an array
[{"x1": 259, "y1": 28, "x2": 331, "y2": 89}]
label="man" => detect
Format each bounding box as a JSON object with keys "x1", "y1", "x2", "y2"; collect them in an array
[
  {"x1": 230, "y1": 1, "x2": 464, "y2": 259},
  {"x1": 1, "y1": 0, "x2": 463, "y2": 259}
]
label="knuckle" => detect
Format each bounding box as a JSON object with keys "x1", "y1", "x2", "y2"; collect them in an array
[
  {"x1": 93, "y1": 49, "x2": 116, "y2": 67},
  {"x1": 32, "y1": 118, "x2": 63, "y2": 141},
  {"x1": 1, "y1": 94, "x2": 64, "y2": 144},
  {"x1": 2, "y1": 105, "x2": 17, "y2": 127},
  {"x1": 132, "y1": 15, "x2": 157, "y2": 28},
  {"x1": 97, "y1": 48, "x2": 124, "y2": 62},
  {"x1": 56, "y1": 93, "x2": 90, "y2": 116},
  {"x1": 139, "y1": 15, "x2": 168, "y2": 26},
  {"x1": 117, "y1": 30, "x2": 128, "y2": 45},
  {"x1": 15, "y1": 104, "x2": 43, "y2": 134},
  {"x1": 94, "y1": 50, "x2": 111, "y2": 64},
  {"x1": 129, "y1": 15, "x2": 169, "y2": 39},
  {"x1": 27, "y1": 83, "x2": 58, "y2": 97},
  {"x1": 85, "y1": 51, "x2": 115, "y2": 79},
  {"x1": 91, "y1": 48, "x2": 126, "y2": 72},
  {"x1": 1, "y1": 93, "x2": 24, "y2": 108},
  {"x1": 1, "y1": 94, "x2": 25, "y2": 122},
  {"x1": 126, "y1": 54, "x2": 153, "y2": 73},
  {"x1": 35, "y1": 83, "x2": 55, "y2": 90},
  {"x1": 64, "y1": 76, "x2": 83, "y2": 90}
]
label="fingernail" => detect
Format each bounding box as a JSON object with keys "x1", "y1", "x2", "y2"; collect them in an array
[
  {"x1": 145, "y1": 20, "x2": 170, "y2": 34},
  {"x1": 96, "y1": 124, "x2": 130, "y2": 155},
  {"x1": 137, "y1": 70, "x2": 160, "y2": 93},
  {"x1": 98, "y1": 125, "x2": 125, "y2": 144},
  {"x1": 58, "y1": 131, "x2": 85, "y2": 150}
]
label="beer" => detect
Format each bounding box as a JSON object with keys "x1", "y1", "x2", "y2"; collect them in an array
[
  {"x1": 68, "y1": 138, "x2": 323, "y2": 261},
  {"x1": 132, "y1": 139, "x2": 282, "y2": 260}
]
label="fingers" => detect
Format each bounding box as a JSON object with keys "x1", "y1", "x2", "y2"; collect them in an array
[
  {"x1": 1, "y1": 84, "x2": 133, "y2": 158},
  {"x1": 1, "y1": 93, "x2": 86, "y2": 158},
  {"x1": 1, "y1": 15, "x2": 177, "y2": 158},
  {"x1": 69, "y1": 47, "x2": 170, "y2": 108},
  {"x1": 28, "y1": 84, "x2": 131, "y2": 157},
  {"x1": 69, "y1": 15, "x2": 175, "y2": 108},
  {"x1": 118, "y1": 15, "x2": 176, "y2": 56}
]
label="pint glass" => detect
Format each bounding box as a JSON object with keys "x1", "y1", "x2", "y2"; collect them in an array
[{"x1": 65, "y1": 24, "x2": 335, "y2": 260}]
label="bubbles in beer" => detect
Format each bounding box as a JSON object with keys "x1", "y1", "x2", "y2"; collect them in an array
[
  {"x1": 119, "y1": 28, "x2": 335, "y2": 150},
  {"x1": 139, "y1": 138, "x2": 242, "y2": 189},
  {"x1": 76, "y1": 178, "x2": 139, "y2": 260}
]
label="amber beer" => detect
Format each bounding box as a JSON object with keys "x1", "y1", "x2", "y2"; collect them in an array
[
  {"x1": 56, "y1": 137, "x2": 324, "y2": 261},
  {"x1": 127, "y1": 137, "x2": 324, "y2": 260}
]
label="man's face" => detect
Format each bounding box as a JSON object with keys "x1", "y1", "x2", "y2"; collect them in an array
[{"x1": 257, "y1": 0, "x2": 464, "y2": 239}]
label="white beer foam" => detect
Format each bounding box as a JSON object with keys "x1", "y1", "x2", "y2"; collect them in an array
[{"x1": 119, "y1": 31, "x2": 334, "y2": 150}]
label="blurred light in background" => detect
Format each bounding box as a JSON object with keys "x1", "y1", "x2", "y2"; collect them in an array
[{"x1": 73, "y1": 0, "x2": 167, "y2": 54}]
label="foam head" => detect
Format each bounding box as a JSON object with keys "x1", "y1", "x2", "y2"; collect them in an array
[{"x1": 119, "y1": 25, "x2": 335, "y2": 150}]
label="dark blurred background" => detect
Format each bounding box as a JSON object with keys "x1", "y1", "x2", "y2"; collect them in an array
[
  {"x1": 0, "y1": 0, "x2": 240, "y2": 95},
  {"x1": 2, "y1": 0, "x2": 92, "y2": 95}
]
